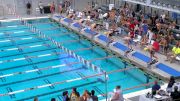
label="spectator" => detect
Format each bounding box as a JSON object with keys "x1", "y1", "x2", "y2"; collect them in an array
[
  {"x1": 142, "y1": 21, "x2": 148, "y2": 35},
  {"x1": 87, "y1": 2, "x2": 92, "y2": 12},
  {"x1": 129, "y1": 21, "x2": 135, "y2": 31},
  {"x1": 159, "y1": 36, "x2": 169, "y2": 55},
  {"x1": 63, "y1": 91, "x2": 70, "y2": 101},
  {"x1": 110, "y1": 85, "x2": 124, "y2": 101},
  {"x1": 166, "y1": 43, "x2": 180, "y2": 63},
  {"x1": 167, "y1": 76, "x2": 176, "y2": 93},
  {"x1": 50, "y1": 2, "x2": 55, "y2": 14},
  {"x1": 26, "y1": 2, "x2": 31, "y2": 15},
  {"x1": 51, "y1": 98, "x2": 56, "y2": 101},
  {"x1": 70, "y1": 88, "x2": 80, "y2": 101},
  {"x1": 58, "y1": 3, "x2": 63, "y2": 14},
  {"x1": 152, "y1": 81, "x2": 161, "y2": 95},
  {"x1": 146, "y1": 28, "x2": 154, "y2": 44},
  {"x1": 87, "y1": 92, "x2": 93, "y2": 101},
  {"x1": 140, "y1": 35, "x2": 148, "y2": 47},
  {"x1": 80, "y1": 90, "x2": 89, "y2": 101},
  {"x1": 170, "y1": 86, "x2": 180, "y2": 100},
  {"x1": 152, "y1": 39, "x2": 160, "y2": 52},
  {"x1": 91, "y1": 90, "x2": 98, "y2": 101},
  {"x1": 144, "y1": 42, "x2": 158, "y2": 62},
  {"x1": 38, "y1": 1, "x2": 43, "y2": 14},
  {"x1": 34, "y1": 97, "x2": 38, "y2": 101}
]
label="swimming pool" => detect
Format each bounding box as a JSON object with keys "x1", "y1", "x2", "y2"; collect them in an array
[{"x1": 0, "y1": 18, "x2": 156, "y2": 101}]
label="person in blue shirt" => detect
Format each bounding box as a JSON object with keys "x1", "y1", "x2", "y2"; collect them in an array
[
  {"x1": 152, "y1": 81, "x2": 161, "y2": 95},
  {"x1": 63, "y1": 91, "x2": 70, "y2": 101},
  {"x1": 142, "y1": 22, "x2": 148, "y2": 35}
]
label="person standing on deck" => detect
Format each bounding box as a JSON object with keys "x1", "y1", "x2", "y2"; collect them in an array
[
  {"x1": 38, "y1": 1, "x2": 43, "y2": 14},
  {"x1": 50, "y1": 2, "x2": 55, "y2": 14},
  {"x1": 26, "y1": 2, "x2": 32, "y2": 15}
]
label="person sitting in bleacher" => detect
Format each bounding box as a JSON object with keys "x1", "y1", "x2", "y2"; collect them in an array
[
  {"x1": 159, "y1": 36, "x2": 169, "y2": 55},
  {"x1": 166, "y1": 42, "x2": 180, "y2": 63},
  {"x1": 140, "y1": 35, "x2": 148, "y2": 47}
]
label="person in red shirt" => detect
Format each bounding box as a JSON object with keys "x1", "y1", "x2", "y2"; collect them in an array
[
  {"x1": 149, "y1": 39, "x2": 159, "y2": 62},
  {"x1": 152, "y1": 39, "x2": 160, "y2": 52},
  {"x1": 129, "y1": 22, "x2": 135, "y2": 31},
  {"x1": 129, "y1": 29, "x2": 135, "y2": 38},
  {"x1": 145, "y1": 39, "x2": 159, "y2": 63}
]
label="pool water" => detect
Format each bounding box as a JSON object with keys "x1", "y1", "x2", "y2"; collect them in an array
[{"x1": 0, "y1": 18, "x2": 155, "y2": 101}]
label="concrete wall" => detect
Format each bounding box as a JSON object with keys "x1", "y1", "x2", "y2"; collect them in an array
[
  {"x1": 0, "y1": 0, "x2": 16, "y2": 16},
  {"x1": 15, "y1": 0, "x2": 60, "y2": 15}
]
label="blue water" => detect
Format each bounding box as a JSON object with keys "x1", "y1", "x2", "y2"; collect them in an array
[{"x1": 0, "y1": 19, "x2": 156, "y2": 101}]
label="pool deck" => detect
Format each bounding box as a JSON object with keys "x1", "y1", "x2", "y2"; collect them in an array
[{"x1": 112, "y1": 36, "x2": 180, "y2": 77}]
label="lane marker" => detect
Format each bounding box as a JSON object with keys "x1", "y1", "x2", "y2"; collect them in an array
[
  {"x1": 0, "y1": 74, "x2": 14, "y2": 78},
  {"x1": 7, "y1": 25, "x2": 17, "y2": 28},
  {"x1": 66, "y1": 78, "x2": 82, "y2": 82},
  {"x1": 21, "y1": 37, "x2": 33, "y2": 40},
  {"x1": 13, "y1": 58, "x2": 26, "y2": 61},
  {"x1": 30, "y1": 44, "x2": 42, "y2": 48},
  {"x1": 37, "y1": 84, "x2": 52, "y2": 88},
  {"x1": 52, "y1": 64, "x2": 66, "y2": 68},
  {"x1": 14, "y1": 31, "x2": 25, "y2": 33},
  {"x1": 6, "y1": 48, "x2": 18, "y2": 51},
  {"x1": 8, "y1": 90, "x2": 25, "y2": 95},
  {"x1": 0, "y1": 40, "x2": 10, "y2": 43},
  {"x1": 25, "y1": 69, "x2": 39, "y2": 73},
  {"x1": 37, "y1": 54, "x2": 52, "y2": 57}
]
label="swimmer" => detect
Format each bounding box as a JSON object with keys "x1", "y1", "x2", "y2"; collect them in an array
[{"x1": 145, "y1": 45, "x2": 158, "y2": 63}]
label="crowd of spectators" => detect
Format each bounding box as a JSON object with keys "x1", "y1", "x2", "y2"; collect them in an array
[{"x1": 33, "y1": 86, "x2": 124, "y2": 101}]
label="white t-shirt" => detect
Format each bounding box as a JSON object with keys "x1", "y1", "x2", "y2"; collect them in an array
[
  {"x1": 87, "y1": 98, "x2": 93, "y2": 101},
  {"x1": 103, "y1": 13, "x2": 108, "y2": 18},
  {"x1": 147, "y1": 30, "x2": 153, "y2": 43},
  {"x1": 161, "y1": 14, "x2": 166, "y2": 19},
  {"x1": 111, "y1": 89, "x2": 124, "y2": 101}
]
